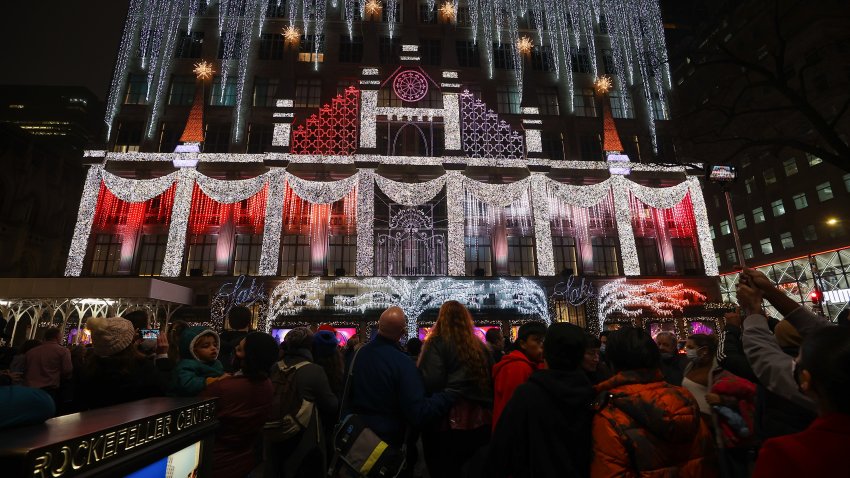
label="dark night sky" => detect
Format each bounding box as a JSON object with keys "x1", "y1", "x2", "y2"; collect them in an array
[{"x1": 0, "y1": 1, "x2": 128, "y2": 102}]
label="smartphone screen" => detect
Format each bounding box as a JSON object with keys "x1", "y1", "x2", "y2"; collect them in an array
[{"x1": 141, "y1": 329, "x2": 160, "y2": 340}]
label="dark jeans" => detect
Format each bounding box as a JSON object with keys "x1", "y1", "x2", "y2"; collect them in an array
[{"x1": 421, "y1": 426, "x2": 490, "y2": 478}]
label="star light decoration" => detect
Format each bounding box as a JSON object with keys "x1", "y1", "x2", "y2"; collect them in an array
[
  {"x1": 439, "y1": 1, "x2": 456, "y2": 22},
  {"x1": 517, "y1": 36, "x2": 534, "y2": 55},
  {"x1": 282, "y1": 25, "x2": 300, "y2": 44},
  {"x1": 597, "y1": 279, "x2": 707, "y2": 331},
  {"x1": 192, "y1": 61, "x2": 215, "y2": 80},
  {"x1": 365, "y1": 0, "x2": 382, "y2": 18},
  {"x1": 594, "y1": 75, "x2": 613, "y2": 95}
]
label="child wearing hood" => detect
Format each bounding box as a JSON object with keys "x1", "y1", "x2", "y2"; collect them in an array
[{"x1": 170, "y1": 326, "x2": 228, "y2": 396}]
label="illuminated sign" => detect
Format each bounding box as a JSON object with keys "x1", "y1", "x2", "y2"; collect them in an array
[{"x1": 607, "y1": 153, "x2": 631, "y2": 175}]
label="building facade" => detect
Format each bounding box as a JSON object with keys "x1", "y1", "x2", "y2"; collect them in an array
[
  {"x1": 670, "y1": 0, "x2": 850, "y2": 320},
  {"x1": 48, "y1": 0, "x2": 725, "y2": 341}
]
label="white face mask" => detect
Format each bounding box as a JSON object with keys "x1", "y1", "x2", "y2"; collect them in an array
[{"x1": 686, "y1": 348, "x2": 699, "y2": 360}]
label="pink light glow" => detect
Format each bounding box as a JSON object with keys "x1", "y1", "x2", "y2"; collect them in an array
[
  {"x1": 419, "y1": 326, "x2": 500, "y2": 344},
  {"x1": 188, "y1": 184, "x2": 268, "y2": 235},
  {"x1": 93, "y1": 182, "x2": 176, "y2": 233}
]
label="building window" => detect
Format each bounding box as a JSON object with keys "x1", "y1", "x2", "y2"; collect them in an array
[
  {"x1": 720, "y1": 220, "x2": 731, "y2": 235},
  {"x1": 210, "y1": 77, "x2": 238, "y2": 106},
  {"x1": 280, "y1": 235, "x2": 310, "y2": 276},
  {"x1": 780, "y1": 232, "x2": 794, "y2": 250},
  {"x1": 531, "y1": 46, "x2": 555, "y2": 72},
  {"x1": 338, "y1": 36, "x2": 364, "y2": 63},
  {"x1": 770, "y1": 199, "x2": 785, "y2": 217},
  {"x1": 636, "y1": 237, "x2": 661, "y2": 275},
  {"x1": 328, "y1": 235, "x2": 356, "y2": 277},
  {"x1": 552, "y1": 236, "x2": 579, "y2": 275},
  {"x1": 760, "y1": 237, "x2": 773, "y2": 255},
  {"x1": 573, "y1": 89, "x2": 597, "y2": 117},
  {"x1": 381, "y1": 1, "x2": 402, "y2": 22},
  {"x1": 763, "y1": 168, "x2": 776, "y2": 185},
  {"x1": 175, "y1": 31, "x2": 204, "y2": 59},
  {"x1": 420, "y1": 39, "x2": 441, "y2": 66},
  {"x1": 295, "y1": 79, "x2": 321, "y2": 108},
  {"x1": 507, "y1": 236, "x2": 536, "y2": 276},
  {"x1": 455, "y1": 41, "x2": 480, "y2": 67},
  {"x1": 807, "y1": 153, "x2": 822, "y2": 166},
  {"x1": 496, "y1": 86, "x2": 520, "y2": 114},
  {"x1": 218, "y1": 32, "x2": 242, "y2": 59},
  {"x1": 579, "y1": 134, "x2": 602, "y2": 161},
  {"x1": 89, "y1": 234, "x2": 122, "y2": 276},
  {"x1": 829, "y1": 223, "x2": 847, "y2": 238},
  {"x1": 803, "y1": 224, "x2": 818, "y2": 241},
  {"x1": 735, "y1": 214, "x2": 747, "y2": 230},
  {"x1": 493, "y1": 43, "x2": 516, "y2": 69},
  {"x1": 246, "y1": 124, "x2": 273, "y2": 153},
  {"x1": 168, "y1": 75, "x2": 196, "y2": 106},
  {"x1": 233, "y1": 234, "x2": 262, "y2": 276},
  {"x1": 792, "y1": 193, "x2": 808, "y2": 210},
  {"x1": 298, "y1": 34, "x2": 325, "y2": 63},
  {"x1": 709, "y1": 225, "x2": 715, "y2": 240},
  {"x1": 745, "y1": 177, "x2": 755, "y2": 194},
  {"x1": 650, "y1": 93, "x2": 668, "y2": 120},
  {"x1": 753, "y1": 207, "x2": 765, "y2": 224},
  {"x1": 602, "y1": 49, "x2": 616, "y2": 74},
  {"x1": 725, "y1": 248, "x2": 737, "y2": 265},
  {"x1": 570, "y1": 47, "x2": 591, "y2": 73},
  {"x1": 379, "y1": 37, "x2": 400, "y2": 64},
  {"x1": 266, "y1": 0, "x2": 286, "y2": 17},
  {"x1": 137, "y1": 234, "x2": 167, "y2": 276},
  {"x1": 783, "y1": 158, "x2": 798, "y2": 176},
  {"x1": 591, "y1": 236, "x2": 619, "y2": 276},
  {"x1": 609, "y1": 91, "x2": 633, "y2": 119},
  {"x1": 465, "y1": 236, "x2": 492, "y2": 277},
  {"x1": 541, "y1": 132, "x2": 564, "y2": 160},
  {"x1": 537, "y1": 87, "x2": 560, "y2": 116},
  {"x1": 203, "y1": 123, "x2": 231, "y2": 153},
  {"x1": 715, "y1": 252, "x2": 721, "y2": 267},
  {"x1": 185, "y1": 234, "x2": 218, "y2": 276},
  {"x1": 124, "y1": 74, "x2": 148, "y2": 105},
  {"x1": 742, "y1": 243, "x2": 754, "y2": 260},
  {"x1": 671, "y1": 238, "x2": 700, "y2": 274},
  {"x1": 419, "y1": 2, "x2": 437, "y2": 23},
  {"x1": 843, "y1": 173, "x2": 850, "y2": 192},
  {"x1": 259, "y1": 33, "x2": 285, "y2": 60},
  {"x1": 252, "y1": 78, "x2": 278, "y2": 107},
  {"x1": 456, "y1": 6, "x2": 471, "y2": 25},
  {"x1": 816, "y1": 182, "x2": 834, "y2": 201}
]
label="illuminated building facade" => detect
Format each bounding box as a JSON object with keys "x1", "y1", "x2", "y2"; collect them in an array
[{"x1": 58, "y1": 0, "x2": 723, "y2": 338}]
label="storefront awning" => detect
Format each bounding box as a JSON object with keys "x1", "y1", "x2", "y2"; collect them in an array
[{"x1": 0, "y1": 278, "x2": 193, "y2": 305}]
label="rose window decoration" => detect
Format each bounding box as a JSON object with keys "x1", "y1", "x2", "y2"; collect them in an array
[{"x1": 393, "y1": 70, "x2": 429, "y2": 103}]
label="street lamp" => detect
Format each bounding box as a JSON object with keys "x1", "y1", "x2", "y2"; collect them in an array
[{"x1": 707, "y1": 165, "x2": 745, "y2": 268}]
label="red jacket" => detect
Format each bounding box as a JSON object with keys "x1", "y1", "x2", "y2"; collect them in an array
[
  {"x1": 492, "y1": 350, "x2": 543, "y2": 430},
  {"x1": 753, "y1": 413, "x2": 850, "y2": 478}
]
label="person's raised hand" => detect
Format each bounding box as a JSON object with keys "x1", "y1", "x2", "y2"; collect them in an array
[
  {"x1": 736, "y1": 282, "x2": 764, "y2": 317},
  {"x1": 741, "y1": 268, "x2": 774, "y2": 294},
  {"x1": 723, "y1": 310, "x2": 742, "y2": 329}
]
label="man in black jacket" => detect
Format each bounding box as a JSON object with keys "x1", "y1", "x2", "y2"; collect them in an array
[{"x1": 482, "y1": 323, "x2": 594, "y2": 478}]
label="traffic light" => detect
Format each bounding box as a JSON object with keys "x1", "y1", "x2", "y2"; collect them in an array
[{"x1": 809, "y1": 289, "x2": 822, "y2": 304}]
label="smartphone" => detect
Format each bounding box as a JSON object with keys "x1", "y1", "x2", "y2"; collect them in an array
[{"x1": 141, "y1": 329, "x2": 160, "y2": 340}]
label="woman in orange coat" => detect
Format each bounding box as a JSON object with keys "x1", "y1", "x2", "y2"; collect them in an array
[{"x1": 591, "y1": 327, "x2": 716, "y2": 478}]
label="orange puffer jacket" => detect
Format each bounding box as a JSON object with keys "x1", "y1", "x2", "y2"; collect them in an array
[{"x1": 591, "y1": 369, "x2": 717, "y2": 478}]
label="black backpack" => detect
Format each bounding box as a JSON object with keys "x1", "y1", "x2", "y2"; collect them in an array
[{"x1": 263, "y1": 360, "x2": 314, "y2": 442}]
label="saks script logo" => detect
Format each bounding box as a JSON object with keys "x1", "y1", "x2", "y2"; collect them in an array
[
  {"x1": 551, "y1": 276, "x2": 596, "y2": 306},
  {"x1": 215, "y1": 275, "x2": 267, "y2": 316}
]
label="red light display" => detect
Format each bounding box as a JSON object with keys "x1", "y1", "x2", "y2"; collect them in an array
[
  {"x1": 188, "y1": 184, "x2": 268, "y2": 235},
  {"x1": 290, "y1": 87, "x2": 360, "y2": 155},
  {"x1": 92, "y1": 182, "x2": 176, "y2": 233}
]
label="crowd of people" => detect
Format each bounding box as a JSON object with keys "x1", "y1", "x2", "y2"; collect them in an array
[{"x1": 0, "y1": 266, "x2": 848, "y2": 478}]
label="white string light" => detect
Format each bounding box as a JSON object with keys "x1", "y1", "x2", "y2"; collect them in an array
[{"x1": 597, "y1": 278, "x2": 708, "y2": 332}]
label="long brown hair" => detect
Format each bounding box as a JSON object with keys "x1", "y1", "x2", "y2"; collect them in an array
[{"x1": 420, "y1": 300, "x2": 490, "y2": 388}]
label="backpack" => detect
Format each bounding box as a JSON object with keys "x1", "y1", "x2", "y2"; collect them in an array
[{"x1": 263, "y1": 360, "x2": 315, "y2": 442}]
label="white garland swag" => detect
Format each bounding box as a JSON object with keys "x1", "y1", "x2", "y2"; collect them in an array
[
  {"x1": 463, "y1": 176, "x2": 532, "y2": 207},
  {"x1": 195, "y1": 171, "x2": 268, "y2": 204},
  {"x1": 102, "y1": 170, "x2": 179, "y2": 202},
  {"x1": 374, "y1": 174, "x2": 447, "y2": 206},
  {"x1": 285, "y1": 172, "x2": 359, "y2": 204}
]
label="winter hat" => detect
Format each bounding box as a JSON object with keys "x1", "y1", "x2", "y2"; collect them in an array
[
  {"x1": 87, "y1": 316, "x2": 136, "y2": 358},
  {"x1": 284, "y1": 326, "x2": 314, "y2": 351},
  {"x1": 774, "y1": 320, "x2": 802, "y2": 349},
  {"x1": 543, "y1": 323, "x2": 587, "y2": 371},
  {"x1": 178, "y1": 326, "x2": 220, "y2": 362},
  {"x1": 313, "y1": 330, "x2": 339, "y2": 358}
]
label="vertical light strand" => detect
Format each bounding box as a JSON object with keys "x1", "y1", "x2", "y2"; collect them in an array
[
  {"x1": 688, "y1": 176, "x2": 719, "y2": 276},
  {"x1": 105, "y1": 0, "x2": 145, "y2": 140},
  {"x1": 531, "y1": 173, "x2": 555, "y2": 276},
  {"x1": 259, "y1": 169, "x2": 287, "y2": 275},
  {"x1": 161, "y1": 168, "x2": 197, "y2": 277},
  {"x1": 356, "y1": 169, "x2": 375, "y2": 276},
  {"x1": 446, "y1": 171, "x2": 466, "y2": 276},
  {"x1": 65, "y1": 165, "x2": 105, "y2": 277},
  {"x1": 612, "y1": 175, "x2": 639, "y2": 275}
]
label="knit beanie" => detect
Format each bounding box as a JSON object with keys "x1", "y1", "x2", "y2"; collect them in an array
[
  {"x1": 284, "y1": 326, "x2": 314, "y2": 351},
  {"x1": 543, "y1": 323, "x2": 587, "y2": 371},
  {"x1": 774, "y1": 320, "x2": 803, "y2": 349},
  {"x1": 87, "y1": 316, "x2": 136, "y2": 358},
  {"x1": 313, "y1": 330, "x2": 339, "y2": 358}
]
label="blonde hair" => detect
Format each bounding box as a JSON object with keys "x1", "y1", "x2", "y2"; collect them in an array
[{"x1": 420, "y1": 301, "x2": 490, "y2": 388}]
